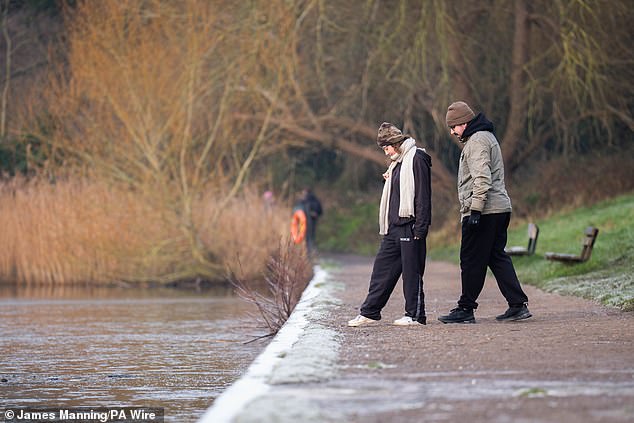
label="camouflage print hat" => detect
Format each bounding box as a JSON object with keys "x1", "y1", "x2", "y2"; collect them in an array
[{"x1": 377, "y1": 122, "x2": 408, "y2": 147}]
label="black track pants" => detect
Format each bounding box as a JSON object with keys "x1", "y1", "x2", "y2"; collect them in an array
[
  {"x1": 458, "y1": 212, "x2": 528, "y2": 310},
  {"x1": 360, "y1": 225, "x2": 426, "y2": 322}
]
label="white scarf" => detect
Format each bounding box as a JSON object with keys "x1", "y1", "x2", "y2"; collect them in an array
[{"x1": 379, "y1": 138, "x2": 419, "y2": 235}]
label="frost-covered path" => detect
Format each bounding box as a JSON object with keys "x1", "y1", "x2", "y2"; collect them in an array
[{"x1": 201, "y1": 254, "x2": 634, "y2": 423}]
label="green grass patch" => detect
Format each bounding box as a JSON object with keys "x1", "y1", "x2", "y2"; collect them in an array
[
  {"x1": 317, "y1": 201, "x2": 380, "y2": 256},
  {"x1": 518, "y1": 387, "x2": 548, "y2": 398},
  {"x1": 429, "y1": 193, "x2": 634, "y2": 310},
  {"x1": 366, "y1": 361, "x2": 395, "y2": 369}
]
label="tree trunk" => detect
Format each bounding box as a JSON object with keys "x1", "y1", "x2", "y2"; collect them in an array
[
  {"x1": 1, "y1": 0, "x2": 11, "y2": 138},
  {"x1": 447, "y1": 36, "x2": 473, "y2": 105},
  {"x1": 501, "y1": 0, "x2": 530, "y2": 171}
]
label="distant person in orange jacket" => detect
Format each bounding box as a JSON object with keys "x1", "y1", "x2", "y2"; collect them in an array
[{"x1": 295, "y1": 188, "x2": 322, "y2": 254}]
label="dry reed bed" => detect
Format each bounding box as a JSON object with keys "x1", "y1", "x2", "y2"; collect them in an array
[
  {"x1": 0, "y1": 178, "x2": 290, "y2": 285},
  {"x1": 197, "y1": 188, "x2": 292, "y2": 279}
]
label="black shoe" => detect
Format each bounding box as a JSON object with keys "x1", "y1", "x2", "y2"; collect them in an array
[
  {"x1": 438, "y1": 307, "x2": 475, "y2": 324},
  {"x1": 496, "y1": 304, "x2": 532, "y2": 322}
]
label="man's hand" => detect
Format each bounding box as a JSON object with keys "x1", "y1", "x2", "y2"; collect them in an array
[{"x1": 468, "y1": 210, "x2": 481, "y2": 227}]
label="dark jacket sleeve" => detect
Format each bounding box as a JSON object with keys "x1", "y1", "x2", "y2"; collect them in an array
[
  {"x1": 306, "y1": 194, "x2": 322, "y2": 219},
  {"x1": 413, "y1": 150, "x2": 432, "y2": 238}
]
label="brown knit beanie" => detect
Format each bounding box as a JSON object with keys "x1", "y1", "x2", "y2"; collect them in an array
[
  {"x1": 377, "y1": 122, "x2": 408, "y2": 147},
  {"x1": 446, "y1": 101, "x2": 475, "y2": 127}
]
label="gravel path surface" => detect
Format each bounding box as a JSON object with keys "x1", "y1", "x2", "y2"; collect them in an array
[{"x1": 205, "y1": 254, "x2": 634, "y2": 423}]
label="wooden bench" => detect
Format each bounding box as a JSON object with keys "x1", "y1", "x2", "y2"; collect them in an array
[
  {"x1": 505, "y1": 223, "x2": 539, "y2": 256},
  {"x1": 545, "y1": 226, "x2": 599, "y2": 263}
]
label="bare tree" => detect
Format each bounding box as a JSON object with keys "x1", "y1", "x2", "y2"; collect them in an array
[
  {"x1": 25, "y1": 0, "x2": 634, "y2": 241},
  {"x1": 34, "y1": 0, "x2": 296, "y2": 282},
  {"x1": 240, "y1": 0, "x2": 633, "y2": 210}
]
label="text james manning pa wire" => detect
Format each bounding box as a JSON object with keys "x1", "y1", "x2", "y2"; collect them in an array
[{"x1": 2, "y1": 407, "x2": 164, "y2": 422}]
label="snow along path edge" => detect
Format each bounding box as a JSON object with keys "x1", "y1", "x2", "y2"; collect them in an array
[{"x1": 197, "y1": 264, "x2": 340, "y2": 423}]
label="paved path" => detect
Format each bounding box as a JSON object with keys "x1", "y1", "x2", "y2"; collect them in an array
[{"x1": 206, "y1": 254, "x2": 634, "y2": 423}]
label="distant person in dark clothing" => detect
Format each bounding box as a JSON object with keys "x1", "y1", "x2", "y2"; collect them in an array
[
  {"x1": 438, "y1": 101, "x2": 531, "y2": 324},
  {"x1": 298, "y1": 188, "x2": 323, "y2": 253}
]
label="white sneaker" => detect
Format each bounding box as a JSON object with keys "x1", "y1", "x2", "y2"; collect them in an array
[
  {"x1": 393, "y1": 316, "x2": 420, "y2": 326},
  {"x1": 347, "y1": 315, "x2": 376, "y2": 327}
]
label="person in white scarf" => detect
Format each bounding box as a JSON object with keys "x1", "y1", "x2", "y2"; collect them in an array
[
  {"x1": 379, "y1": 137, "x2": 417, "y2": 235},
  {"x1": 348, "y1": 122, "x2": 432, "y2": 327}
]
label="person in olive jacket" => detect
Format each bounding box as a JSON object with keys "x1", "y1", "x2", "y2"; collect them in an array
[
  {"x1": 439, "y1": 101, "x2": 532, "y2": 324},
  {"x1": 348, "y1": 122, "x2": 431, "y2": 327}
]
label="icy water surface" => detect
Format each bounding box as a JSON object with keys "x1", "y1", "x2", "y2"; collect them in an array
[{"x1": 0, "y1": 285, "x2": 266, "y2": 422}]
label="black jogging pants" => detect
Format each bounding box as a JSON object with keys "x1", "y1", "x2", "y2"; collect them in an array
[
  {"x1": 458, "y1": 212, "x2": 529, "y2": 310},
  {"x1": 360, "y1": 224, "x2": 426, "y2": 323}
]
